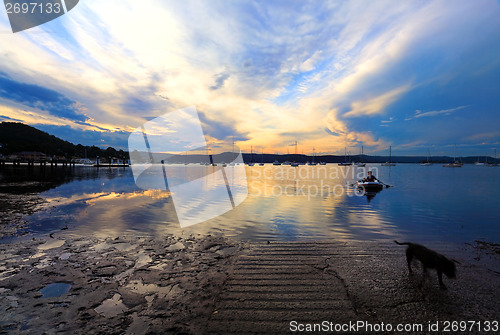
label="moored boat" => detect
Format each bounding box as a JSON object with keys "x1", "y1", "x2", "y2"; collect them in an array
[{"x1": 381, "y1": 146, "x2": 396, "y2": 166}]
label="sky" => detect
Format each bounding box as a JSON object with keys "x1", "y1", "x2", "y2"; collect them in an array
[{"x1": 0, "y1": 0, "x2": 500, "y2": 157}]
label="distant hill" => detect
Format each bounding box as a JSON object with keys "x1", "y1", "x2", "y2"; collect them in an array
[
  {"x1": 0, "y1": 122, "x2": 125, "y2": 159},
  {"x1": 1, "y1": 122, "x2": 497, "y2": 164},
  {"x1": 239, "y1": 153, "x2": 498, "y2": 164}
]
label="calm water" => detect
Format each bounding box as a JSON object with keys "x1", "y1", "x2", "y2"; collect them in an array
[{"x1": 1, "y1": 164, "x2": 499, "y2": 244}]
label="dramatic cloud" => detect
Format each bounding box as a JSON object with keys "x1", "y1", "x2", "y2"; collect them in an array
[
  {"x1": 0, "y1": 74, "x2": 88, "y2": 122},
  {"x1": 0, "y1": 0, "x2": 499, "y2": 155}
]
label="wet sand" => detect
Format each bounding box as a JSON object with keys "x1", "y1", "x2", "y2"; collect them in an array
[{"x1": 1, "y1": 233, "x2": 245, "y2": 334}]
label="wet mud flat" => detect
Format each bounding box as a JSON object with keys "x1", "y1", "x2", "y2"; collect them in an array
[
  {"x1": 0, "y1": 191, "x2": 47, "y2": 238},
  {"x1": 0, "y1": 233, "x2": 245, "y2": 334}
]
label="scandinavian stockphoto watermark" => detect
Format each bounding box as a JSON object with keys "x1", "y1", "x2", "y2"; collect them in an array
[
  {"x1": 247, "y1": 165, "x2": 378, "y2": 200},
  {"x1": 3, "y1": 0, "x2": 79, "y2": 33},
  {"x1": 128, "y1": 106, "x2": 248, "y2": 228}
]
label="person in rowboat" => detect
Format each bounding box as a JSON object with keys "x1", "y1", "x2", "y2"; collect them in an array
[{"x1": 363, "y1": 170, "x2": 378, "y2": 182}]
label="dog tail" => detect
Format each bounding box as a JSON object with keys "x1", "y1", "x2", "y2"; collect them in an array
[{"x1": 394, "y1": 240, "x2": 410, "y2": 246}]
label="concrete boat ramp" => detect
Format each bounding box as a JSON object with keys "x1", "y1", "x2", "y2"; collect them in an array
[{"x1": 207, "y1": 241, "x2": 499, "y2": 334}]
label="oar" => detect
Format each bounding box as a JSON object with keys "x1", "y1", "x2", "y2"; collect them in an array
[
  {"x1": 376, "y1": 179, "x2": 392, "y2": 188},
  {"x1": 349, "y1": 180, "x2": 363, "y2": 187}
]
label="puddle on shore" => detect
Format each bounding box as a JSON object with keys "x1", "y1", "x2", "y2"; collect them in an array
[
  {"x1": 38, "y1": 240, "x2": 65, "y2": 250},
  {"x1": 39, "y1": 283, "x2": 72, "y2": 298},
  {"x1": 94, "y1": 293, "x2": 128, "y2": 317}
]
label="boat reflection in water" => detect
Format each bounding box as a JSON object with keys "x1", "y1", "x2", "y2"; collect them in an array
[{"x1": 355, "y1": 181, "x2": 384, "y2": 202}]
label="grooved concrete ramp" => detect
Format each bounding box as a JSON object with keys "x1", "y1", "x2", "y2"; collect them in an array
[
  {"x1": 206, "y1": 242, "x2": 359, "y2": 334},
  {"x1": 206, "y1": 241, "x2": 500, "y2": 335}
]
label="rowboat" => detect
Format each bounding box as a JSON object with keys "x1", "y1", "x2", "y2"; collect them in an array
[{"x1": 355, "y1": 181, "x2": 384, "y2": 191}]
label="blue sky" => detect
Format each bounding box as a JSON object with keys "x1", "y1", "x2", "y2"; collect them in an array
[{"x1": 0, "y1": 0, "x2": 499, "y2": 157}]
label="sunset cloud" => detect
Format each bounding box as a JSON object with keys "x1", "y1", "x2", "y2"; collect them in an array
[{"x1": 0, "y1": 0, "x2": 499, "y2": 155}]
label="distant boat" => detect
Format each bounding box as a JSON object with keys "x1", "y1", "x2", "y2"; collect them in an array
[
  {"x1": 291, "y1": 141, "x2": 299, "y2": 166},
  {"x1": 259, "y1": 149, "x2": 265, "y2": 166},
  {"x1": 338, "y1": 147, "x2": 352, "y2": 166},
  {"x1": 420, "y1": 149, "x2": 433, "y2": 166},
  {"x1": 247, "y1": 146, "x2": 255, "y2": 166},
  {"x1": 273, "y1": 160, "x2": 281, "y2": 165},
  {"x1": 474, "y1": 154, "x2": 486, "y2": 166},
  {"x1": 381, "y1": 146, "x2": 396, "y2": 166},
  {"x1": 307, "y1": 147, "x2": 317, "y2": 165},
  {"x1": 443, "y1": 162, "x2": 463, "y2": 167},
  {"x1": 485, "y1": 148, "x2": 498, "y2": 167},
  {"x1": 75, "y1": 158, "x2": 94, "y2": 165},
  {"x1": 319, "y1": 161, "x2": 327, "y2": 165},
  {"x1": 229, "y1": 136, "x2": 236, "y2": 166},
  {"x1": 443, "y1": 144, "x2": 463, "y2": 167},
  {"x1": 354, "y1": 146, "x2": 366, "y2": 167}
]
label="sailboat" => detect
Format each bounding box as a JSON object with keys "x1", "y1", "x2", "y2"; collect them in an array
[
  {"x1": 420, "y1": 149, "x2": 433, "y2": 166},
  {"x1": 354, "y1": 146, "x2": 366, "y2": 167},
  {"x1": 443, "y1": 144, "x2": 463, "y2": 167},
  {"x1": 229, "y1": 136, "x2": 236, "y2": 166},
  {"x1": 307, "y1": 147, "x2": 318, "y2": 165},
  {"x1": 247, "y1": 146, "x2": 255, "y2": 166},
  {"x1": 259, "y1": 149, "x2": 265, "y2": 166},
  {"x1": 485, "y1": 148, "x2": 498, "y2": 167},
  {"x1": 381, "y1": 146, "x2": 396, "y2": 166},
  {"x1": 338, "y1": 147, "x2": 352, "y2": 166},
  {"x1": 291, "y1": 141, "x2": 299, "y2": 166}
]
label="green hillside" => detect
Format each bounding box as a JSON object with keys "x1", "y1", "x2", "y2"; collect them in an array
[{"x1": 0, "y1": 122, "x2": 125, "y2": 159}]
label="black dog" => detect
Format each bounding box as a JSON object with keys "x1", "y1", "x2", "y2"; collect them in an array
[{"x1": 394, "y1": 241, "x2": 457, "y2": 289}]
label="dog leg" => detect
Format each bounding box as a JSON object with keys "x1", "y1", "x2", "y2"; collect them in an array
[
  {"x1": 419, "y1": 266, "x2": 428, "y2": 287},
  {"x1": 405, "y1": 248, "x2": 413, "y2": 274},
  {"x1": 437, "y1": 270, "x2": 447, "y2": 290}
]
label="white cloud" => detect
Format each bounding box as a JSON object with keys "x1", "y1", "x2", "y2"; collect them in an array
[
  {"x1": 406, "y1": 106, "x2": 468, "y2": 120},
  {"x1": 344, "y1": 85, "x2": 411, "y2": 117}
]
